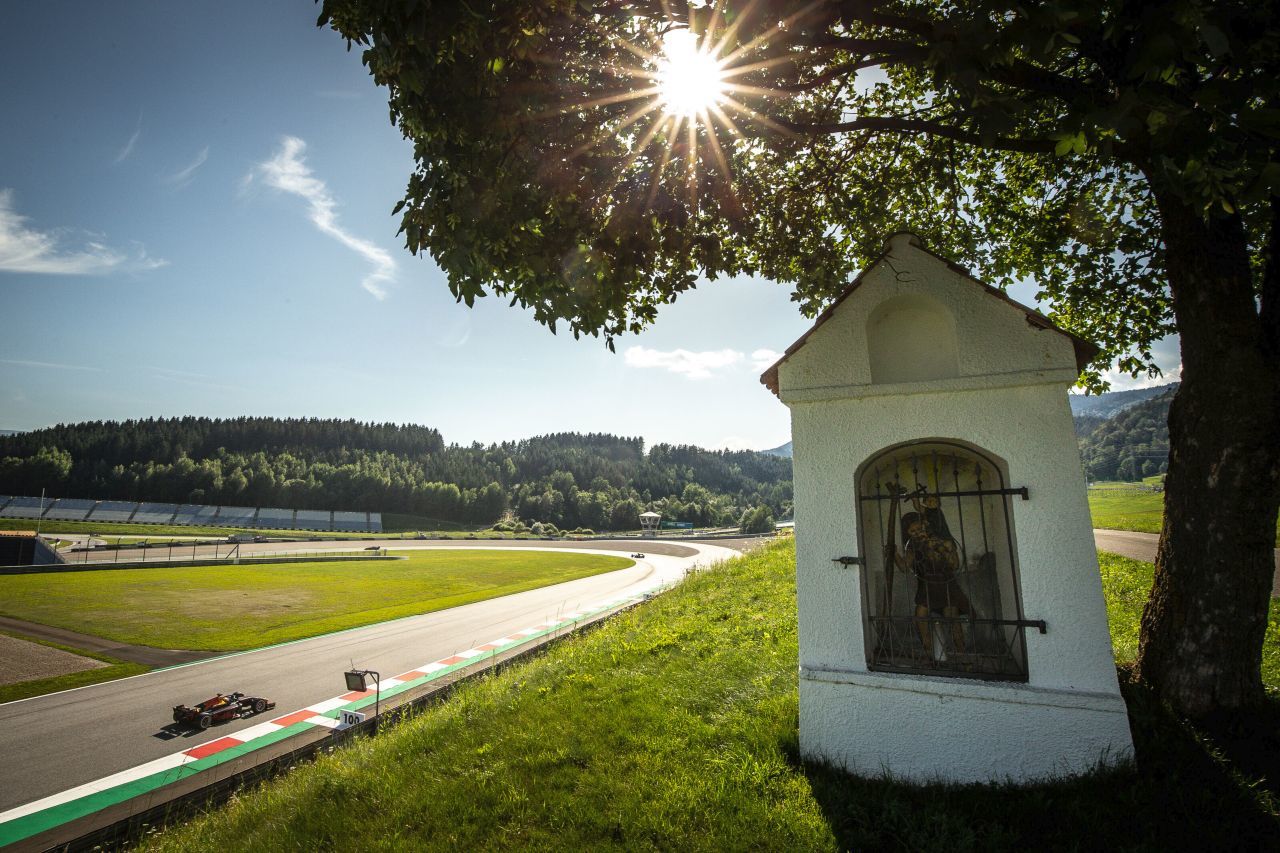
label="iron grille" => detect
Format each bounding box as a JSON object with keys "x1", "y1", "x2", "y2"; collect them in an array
[{"x1": 858, "y1": 441, "x2": 1033, "y2": 681}]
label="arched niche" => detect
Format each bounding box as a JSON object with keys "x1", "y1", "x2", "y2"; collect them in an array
[
  {"x1": 866, "y1": 294, "x2": 959, "y2": 384},
  {"x1": 855, "y1": 439, "x2": 1030, "y2": 682}
]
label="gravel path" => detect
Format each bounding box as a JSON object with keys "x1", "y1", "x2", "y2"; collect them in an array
[{"x1": 0, "y1": 634, "x2": 105, "y2": 687}]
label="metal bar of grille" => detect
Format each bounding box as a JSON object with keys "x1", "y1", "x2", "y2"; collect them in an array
[
  {"x1": 860, "y1": 443, "x2": 1031, "y2": 682},
  {"x1": 859, "y1": 486, "x2": 1028, "y2": 502}
]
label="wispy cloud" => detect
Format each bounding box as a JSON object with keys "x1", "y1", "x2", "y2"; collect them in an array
[
  {"x1": 0, "y1": 190, "x2": 167, "y2": 275},
  {"x1": 250, "y1": 136, "x2": 396, "y2": 299},
  {"x1": 436, "y1": 313, "x2": 471, "y2": 348},
  {"x1": 624, "y1": 346, "x2": 745, "y2": 380},
  {"x1": 1100, "y1": 335, "x2": 1182, "y2": 391},
  {"x1": 1102, "y1": 362, "x2": 1182, "y2": 391},
  {"x1": 115, "y1": 113, "x2": 142, "y2": 163},
  {"x1": 0, "y1": 358, "x2": 104, "y2": 372},
  {"x1": 165, "y1": 146, "x2": 209, "y2": 187},
  {"x1": 143, "y1": 365, "x2": 237, "y2": 391},
  {"x1": 750, "y1": 349, "x2": 782, "y2": 370}
]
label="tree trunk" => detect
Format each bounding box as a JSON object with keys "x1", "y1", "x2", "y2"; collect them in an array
[{"x1": 1135, "y1": 191, "x2": 1280, "y2": 716}]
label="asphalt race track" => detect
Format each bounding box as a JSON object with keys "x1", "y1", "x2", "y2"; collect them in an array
[
  {"x1": 1092, "y1": 528, "x2": 1280, "y2": 596},
  {"x1": 0, "y1": 541, "x2": 738, "y2": 815}
]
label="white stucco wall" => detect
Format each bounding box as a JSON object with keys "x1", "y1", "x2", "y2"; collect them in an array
[{"x1": 777, "y1": 233, "x2": 1134, "y2": 783}]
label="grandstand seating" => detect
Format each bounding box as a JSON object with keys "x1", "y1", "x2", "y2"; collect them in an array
[
  {"x1": 217, "y1": 506, "x2": 258, "y2": 526},
  {"x1": 294, "y1": 509, "x2": 331, "y2": 530},
  {"x1": 1, "y1": 494, "x2": 385, "y2": 534},
  {"x1": 170, "y1": 504, "x2": 220, "y2": 525},
  {"x1": 256, "y1": 507, "x2": 295, "y2": 529},
  {"x1": 44, "y1": 498, "x2": 98, "y2": 521},
  {"x1": 1, "y1": 496, "x2": 51, "y2": 519},
  {"x1": 88, "y1": 501, "x2": 138, "y2": 522},
  {"x1": 332, "y1": 511, "x2": 369, "y2": 532},
  {"x1": 131, "y1": 503, "x2": 180, "y2": 524}
]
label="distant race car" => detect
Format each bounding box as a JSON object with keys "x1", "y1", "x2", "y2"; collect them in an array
[
  {"x1": 631, "y1": 553, "x2": 645, "y2": 559},
  {"x1": 172, "y1": 692, "x2": 275, "y2": 730}
]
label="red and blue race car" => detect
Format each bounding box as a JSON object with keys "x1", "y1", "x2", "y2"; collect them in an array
[{"x1": 172, "y1": 692, "x2": 275, "y2": 730}]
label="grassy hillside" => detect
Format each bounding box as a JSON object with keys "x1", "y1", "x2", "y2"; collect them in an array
[{"x1": 142, "y1": 542, "x2": 1279, "y2": 851}]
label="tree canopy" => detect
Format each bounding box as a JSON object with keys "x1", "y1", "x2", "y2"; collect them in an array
[
  {"x1": 319, "y1": 0, "x2": 1279, "y2": 716},
  {"x1": 320, "y1": 0, "x2": 1275, "y2": 386}
]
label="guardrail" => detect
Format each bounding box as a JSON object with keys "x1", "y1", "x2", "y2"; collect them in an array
[{"x1": 0, "y1": 551, "x2": 401, "y2": 575}]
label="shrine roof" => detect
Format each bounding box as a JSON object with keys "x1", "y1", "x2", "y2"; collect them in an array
[{"x1": 760, "y1": 233, "x2": 1100, "y2": 397}]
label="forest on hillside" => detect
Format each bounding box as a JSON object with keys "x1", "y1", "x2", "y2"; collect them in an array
[
  {"x1": 0, "y1": 417, "x2": 792, "y2": 530},
  {"x1": 1076, "y1": 388, "x2": 1175, "y2": 482}
]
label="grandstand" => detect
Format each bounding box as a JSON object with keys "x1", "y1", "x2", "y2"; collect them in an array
[
  {"x1": 217, "y1": 506, "x2": 258, "y2": 526},
  {"x1": 333, "y1": 511, "x2": 371, "y2": 533},
  {"x1": 131, "y1": 503, "x2": 179, "y2": 524},
  {"x1": 88, "y1": 501, "x2": 138, "y2": 522},
  {"x1": 171, "y1": 504, "x2": 220, "y2": 525},
  {"x1": 2, "y1": 496, "x2": 53, "y2": 519},
  {"x1": 255, "y1": 507, "x2": 295, "y2": 529},
  {"x1": 294, "y1": 509, "x2": 331, "y2": 531},
  {"x1": 44, "y1": 498, "x2": 97, "y2": 521},
  {"x1": 0, "y1": 494, "x2": 385, "y2": 533}
]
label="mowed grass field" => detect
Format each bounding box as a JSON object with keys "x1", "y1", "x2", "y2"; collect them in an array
[
  {"x1": 1088, "y1": 483, "x2": 1280, "y2": 540},
  {"x1": 141, "y1": 541, "x2": 1280, "y2": 852},
  {"x1": 0, "y1": 550, "x2": 631, "y2": 651},
  {"x1": 1087, "y1": 486, "x2": 1166, "y2": 534}
]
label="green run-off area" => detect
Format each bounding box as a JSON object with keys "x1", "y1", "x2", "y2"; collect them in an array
[{"x1": 0, "y1": 550, "x2": 631, "y2": 651}]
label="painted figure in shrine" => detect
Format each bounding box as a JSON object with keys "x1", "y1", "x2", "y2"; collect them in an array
[{"x1": 897, "y1": 488, "x2": 969, "y2": 656}]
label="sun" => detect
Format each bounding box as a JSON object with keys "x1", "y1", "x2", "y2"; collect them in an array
[
  {"x1": 655, "y1": 28, "x2": 726, "y2": 118},
  {"x1": 555, "y1": 10, "x2": 794, "y2": 216}
]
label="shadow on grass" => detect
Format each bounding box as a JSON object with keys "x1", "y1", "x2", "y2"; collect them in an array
[{"x1": 788, "y1": 670, "x2": 1279, "y2": 851}]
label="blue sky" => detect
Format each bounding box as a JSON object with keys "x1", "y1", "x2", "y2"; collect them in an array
[{"x1": 0, "y1": 2, "x2": 1178, "y2": 451}]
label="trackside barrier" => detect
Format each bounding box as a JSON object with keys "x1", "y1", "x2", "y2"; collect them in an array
[
  {"x1": 22, "y1": 596, "x2": 651, "y2": 853},
  {"x1": 0, "y1": 553, "x2": 400, "y2": 575}
]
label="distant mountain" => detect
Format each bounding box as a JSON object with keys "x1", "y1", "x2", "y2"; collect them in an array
[
  {"x1": 1078, "y1": 386, "x2": 1176, "y2": 481},
  {"x1": 0, "y1": 430, "x2": 20, "y2": 437},
  {"x1": 762, "y1": 441, "x2": 793, "y2": 458},
  {"x1": 1069, "y1": 383, "x2": 1177, "y2": 420}
]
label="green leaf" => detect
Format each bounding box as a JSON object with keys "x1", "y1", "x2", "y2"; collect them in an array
[{"x1": 1200, "y1": 24, "x2": 1229, "y2": 57}]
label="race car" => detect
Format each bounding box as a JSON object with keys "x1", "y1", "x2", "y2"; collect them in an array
[{"x1": 172, "y1": 692, "x2": 275, "y2": 730}]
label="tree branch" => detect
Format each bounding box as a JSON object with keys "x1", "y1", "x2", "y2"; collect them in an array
[
  {"x1": 777, "y1": 114, "x2": 1058, "y2": 154},
  {"x1": 832, "y1": 0, "x2": 934, "y2": 37},
  {"x1": 773, "y1": 58, "x2": 894, "y2": 92},
  {"x1": 988, "y1": 59, "x2": 1102, "y2": 103}
]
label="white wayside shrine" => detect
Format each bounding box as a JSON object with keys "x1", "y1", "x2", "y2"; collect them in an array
[{"x1": 761, "y1": 232, "x2": 1134, "y2": 783}]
